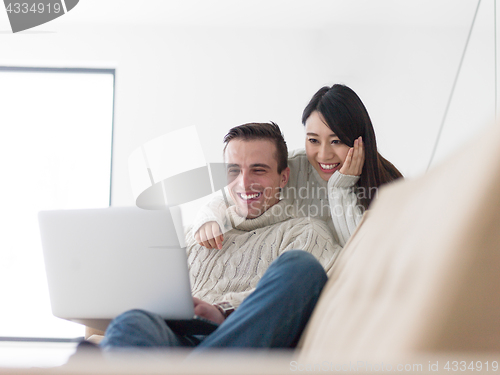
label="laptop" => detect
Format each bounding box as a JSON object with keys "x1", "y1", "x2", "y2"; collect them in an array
[{"x1": 38, "y1": 206, "x2": 219, "y2": 335}]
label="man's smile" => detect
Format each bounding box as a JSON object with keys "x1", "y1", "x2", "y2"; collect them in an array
[{"x1": 237, "y1": 192, "x2": 262, "y2": 201}]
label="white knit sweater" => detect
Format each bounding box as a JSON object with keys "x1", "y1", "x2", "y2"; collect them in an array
[
  {"x1": 186, "y1": 200, "x2": 341, "y2": 308},
  {"x1": 192, "y1": 149, "x2": 364, "y2": 247}
]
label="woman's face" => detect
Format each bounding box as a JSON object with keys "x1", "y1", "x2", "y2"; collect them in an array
[{"x1": 305, "y1": 111, "x2": 351, "y2": 181}]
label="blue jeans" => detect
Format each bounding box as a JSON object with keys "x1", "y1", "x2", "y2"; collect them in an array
[{"x1": 100, "y1": 250, "x2": 327, "y2": 350}]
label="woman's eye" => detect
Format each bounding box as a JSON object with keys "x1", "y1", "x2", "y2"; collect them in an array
[
  {"x1": 308, "y1": 138, "x2": 319, "y2": 144},
  {"x1": 332, "y1": 139, "x2": 342, "y2": 145}
]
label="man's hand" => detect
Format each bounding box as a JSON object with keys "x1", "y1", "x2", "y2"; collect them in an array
[
  {"x1": 339, "y1": 136, "x2": 365, "y2": 176},
  {"x1": 193, "y1": 297, "x2": 225, "y2": 324},
  {"x1": 194, "y1": 221, "x2": 224, "y2": 250}
]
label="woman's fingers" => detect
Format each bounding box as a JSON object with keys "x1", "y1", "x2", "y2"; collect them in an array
[
  {"x1": 340, "y1": 137, "x2": 365, "y2": 176},
  {"x1": 195, "y1": 221, "x2": 223, "y2": 249},
  {"x1": 204, "y1": 223, "x2": 219, "y2": 249},
  {"x1": 351, "y1": 137, "x2": 365, "y2": 175},
  {"x1": 210, "y1": 222, "x2": 224, "y2": 249},
  {"x1": 357, "y1": 137, "x2": 365, "y2": 174},
  {"x1": 339, "y1": 148, "x2": 353, "y2": 175},
  {"x1": 195, "y1": 223, "x2": 213, "y2": 249},
  {"x1": 196, "y1": 227, "x2": 213, "y2": 249}
]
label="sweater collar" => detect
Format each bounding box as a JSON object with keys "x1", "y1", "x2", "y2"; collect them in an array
[{"x1": 226, "y1": 200, "x2": 295, "y2": 232}]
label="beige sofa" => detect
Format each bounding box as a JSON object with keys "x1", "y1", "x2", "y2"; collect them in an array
[{"x1": 5, "y1": 123, "x2": 500, "y2": 374}]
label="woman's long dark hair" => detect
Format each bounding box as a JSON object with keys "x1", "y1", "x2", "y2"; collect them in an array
[{"x1": 302, "y1": 84, "x2": 403, "y2": 209}]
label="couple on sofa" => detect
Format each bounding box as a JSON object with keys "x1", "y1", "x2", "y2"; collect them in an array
[{"x1": 100, "y1": 84, "x2": 402, "y2": 351}]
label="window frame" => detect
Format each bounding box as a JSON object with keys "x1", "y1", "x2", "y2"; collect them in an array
[{"x1": 0, "y1": 66, "x2": 116, "y2": 342}]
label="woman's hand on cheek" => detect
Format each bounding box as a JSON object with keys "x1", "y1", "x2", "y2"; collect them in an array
[{"x1": 339, "y1": 137, "x2": 365, "y2": 176}]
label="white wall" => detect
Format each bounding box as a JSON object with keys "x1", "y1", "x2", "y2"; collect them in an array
[{"x1": 1, "y1": 0, "x2": 497, "y2": 209}]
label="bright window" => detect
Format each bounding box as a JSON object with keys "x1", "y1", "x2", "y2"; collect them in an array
[{"x1": 0, "y1": 67, "x2": 114, "y2": 339}]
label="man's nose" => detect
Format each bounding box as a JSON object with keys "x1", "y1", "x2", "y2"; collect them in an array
[{"x1": 238, "y1": 171, "x2": 254, "y2": 191}]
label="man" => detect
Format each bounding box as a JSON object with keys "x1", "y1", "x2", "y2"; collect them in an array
[{"x1": 100, "y1": 122, "x2": 340, "y2": 350}]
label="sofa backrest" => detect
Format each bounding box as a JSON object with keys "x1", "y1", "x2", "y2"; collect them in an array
[{"x1": 299, "y1": 122, "x2": 500, "y2": 361}]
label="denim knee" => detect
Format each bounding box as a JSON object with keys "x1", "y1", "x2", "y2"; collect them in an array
[
  {"x1": 102, "y1": 309, "x2": 169, "y2": 349},
  {"x1": 106, "y1": 309, "x2": 164, "y2": 337},
  {"x1": 278, "y1": 250, "x2": 327, "y2": 284},
  {"x1": 111, "y1": 309, "x2": 156, "y2": 325},
  {"x1": 280, "y1": 249, "x2": 316, "y2": 263},
  {"x1": 280, "y1": 250, "x2": 324, "y2": 270}
]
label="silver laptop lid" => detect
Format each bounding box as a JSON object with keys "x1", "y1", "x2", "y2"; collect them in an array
[{"x1": 38, "y1": 206, "x2": 194, "y2": 331}]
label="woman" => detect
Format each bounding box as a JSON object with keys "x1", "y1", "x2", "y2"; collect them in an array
[{"x1": 194, "y1": 84, "x2": 402, "y2": 248}]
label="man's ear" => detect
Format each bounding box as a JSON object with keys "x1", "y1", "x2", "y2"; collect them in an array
[{"x1": 280, "y1": 167, "x2": 290, "y2": 189}]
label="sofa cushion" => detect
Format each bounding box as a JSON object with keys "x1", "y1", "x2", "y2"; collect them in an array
[{"x1": 299, "y1": 122, "x2": 500, "y2": 361}]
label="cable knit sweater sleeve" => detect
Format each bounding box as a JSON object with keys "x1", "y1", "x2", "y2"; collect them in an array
[
  {"x1": 327, "y1": 171, "x2": 363, "y2": 247},
  {"x1": 191, "y1": 190, "x2": 234, "y2": 236}
]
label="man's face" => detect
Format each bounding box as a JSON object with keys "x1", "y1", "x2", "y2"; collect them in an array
[{"x1": 224, "y1": 139, "x2": 290, "y2": 219}]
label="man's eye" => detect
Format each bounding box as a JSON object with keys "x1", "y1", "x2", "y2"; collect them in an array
[
  {"x1": 227, "y1": 169, "x2": 240, "y2": 174},
  {"x1": 254, "y1": 169, "x2": 266, "y2": 173}
]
